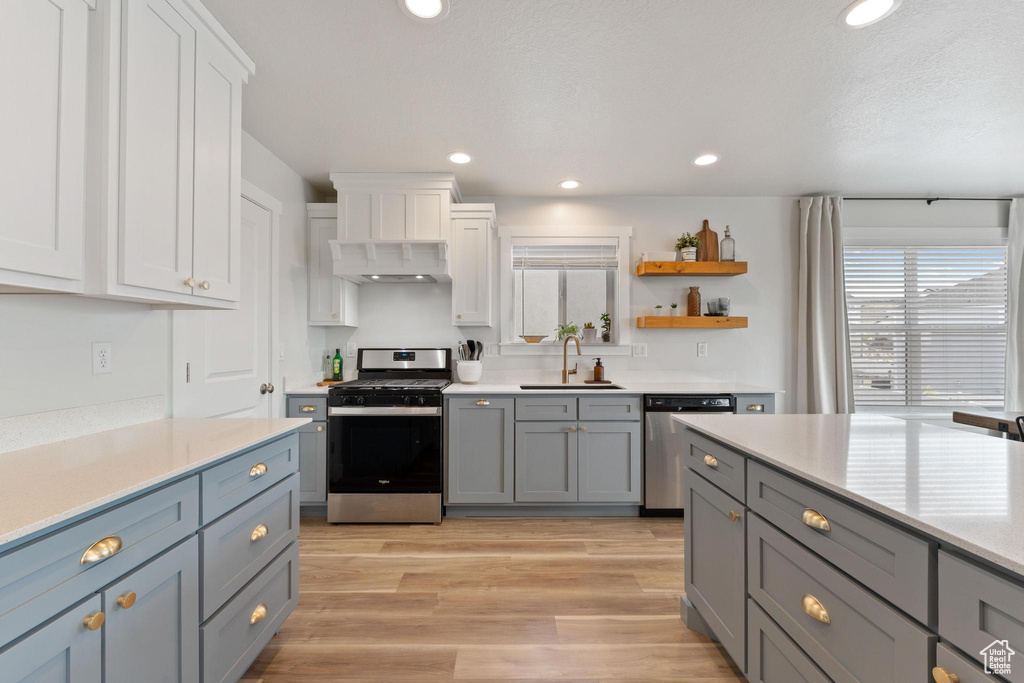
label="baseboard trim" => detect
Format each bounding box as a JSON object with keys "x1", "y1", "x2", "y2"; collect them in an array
[{"x1": 443, "y1": 505, "x2": 640, "y2": 518}]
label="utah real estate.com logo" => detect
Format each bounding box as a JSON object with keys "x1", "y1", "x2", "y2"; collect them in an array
[{"x1": 980, "y1": 639, "x2": 1015, "y2": 676}]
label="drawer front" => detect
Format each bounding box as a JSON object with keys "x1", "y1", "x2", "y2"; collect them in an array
[
  {"x1": 748, "y1": 514, "x2": 934, "y2": 683},
  {"x1": 201, "y1": 541, "x2": 299, "y2": 683},
  {"x1": 578, "y1": 396, "x2": 642, "y2": 421},
  {"x1": 200, "y1": 433, "x2": 298, "y2": 524},
  {"x1": 939, "y1": 550, "x2": 1024, "y2": 682},
  {"x1": 515, "y1": 396, "x2": 577, "y2": 421},
  {"x1": 748, "y1": 599, "x2": 830, "y2": 683},
  {"x1": 0, "y1": 477, "x2": 199, "y2": 646},
  {"x1": 0, "y1": 594, "x2": 103, "y2": 682},
  {"x1": 738, "y1": 394, "x2": 776, "y2": 414},
  {"x1": 286, "y1": 397, "x2": 326, "y2": 420},
  {"x1": 935, "y1": 642, "x2": 999, "y2": 683},
  {"x1": 684, "y1": 429, "x2": 746, "y2": 502},
  {"x1": 200, "y1": 474, "x2": 300, "y2": 620},
  {"x1": 748, "y1": 460, "x2": 935, "y2": 625}
]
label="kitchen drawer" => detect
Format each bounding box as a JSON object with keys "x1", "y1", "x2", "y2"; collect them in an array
[
  {"x1": 286, "y1": 397, "x2": 326, "y2": 420},
  {"x1": 515, "y1": 396, "x2": 577, "y2": 421},
  {"x1": 939, "y1": 550, "x2": 1024, "y2": 682},
  {"x1": 738, "y1": 394, "x2": 776, "y2": 414},
  {"x1": 200, "y1": 474, "x2": 300, "y2": 620},
  {"x1": 934, "y1": 641, "x2": 999, "y2": 683},
  {"x1": 201, "y1": 541, "x2": 299, "y2": 683},
  {"x1": 683, "y1": 429, "x2": 746, "y2": 502},
  {"x1": 0, "y1": 476, "x2": 199, "y2": 646},
  {"x1": 200, "y1": 433, "x2": 298, "y2": 524},
  {"x1": 578, "y1": 396, "x2": 642, "y2": 421},
  {"x1": 748, "y1": 460, "x2": 935, "y2": 625},
  {"x1": 0, "y1": 594, "x2": 103, "y2": 682},
  {"x1": 748, "y1": 599, "x2": 829, "y2": 683},
  {"x1": 748, "y1": 514, "x2": 934, "y2": 683}
]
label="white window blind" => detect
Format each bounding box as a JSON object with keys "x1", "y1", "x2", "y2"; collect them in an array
[
  {"x1": 843, "y1": 246, "x2": 1007, "y2": 408},
  {"x1": 512, "y1": 243, "x2": 618, "y2": 270}
]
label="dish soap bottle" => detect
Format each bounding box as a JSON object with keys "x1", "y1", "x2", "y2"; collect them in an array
[
  {"x1": 332, "y1": 348, "x2": 342, "y2": 381},
  {"x1": 324, "y1": 352, "x2": 334, "y2": 381},
  {"x1": 592, "y1": 358, "x2": 605, "y2": 382},
  {"x1": 720, "y1": 225, "x2": 736, "y2": 262}
]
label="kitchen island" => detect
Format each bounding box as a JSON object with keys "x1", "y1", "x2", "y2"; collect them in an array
[{"x1": 675, "y1": 413, "x2": 1024, "y2": 683}]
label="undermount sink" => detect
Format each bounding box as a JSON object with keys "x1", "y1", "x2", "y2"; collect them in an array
[{"x1": 519, "y1": 384, "x2": 626, "y2": 390}]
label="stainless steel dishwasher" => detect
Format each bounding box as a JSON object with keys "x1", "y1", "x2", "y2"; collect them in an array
[{"x1": 643, "y1": 395, "x2": 736, "y2": 515}]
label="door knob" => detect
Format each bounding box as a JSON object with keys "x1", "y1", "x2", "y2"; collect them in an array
[
  {"x1": 267, "y1": 383, "x2": 275, "y2": 394},
  {"x1": 260, "y1": 384, "x2": 268, "y2": 394}
]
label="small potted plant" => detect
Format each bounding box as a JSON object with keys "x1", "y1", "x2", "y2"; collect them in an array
[
  {"x1": 582, "y1": 321, "x2": 597, "y2": 344},
  {"x1": 554, "y1": 322, "x2": 580, "y2": 341},
  {"x1": 600, "y1": 313, "x2": 612, "y2": 342},
  {"x1": 675, "y1": 233, "x2": 700, "y2": 262},
  {"x1": 670, "y1": 303, "x2": 680, "y2": 316},
  {"x1": 654, "y1": 304, "x2": 665, "y2": 316}
]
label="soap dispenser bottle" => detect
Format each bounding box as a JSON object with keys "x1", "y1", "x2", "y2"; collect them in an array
[{"x1": 592, "y1": 358, "x2": 605, "y2": 382}]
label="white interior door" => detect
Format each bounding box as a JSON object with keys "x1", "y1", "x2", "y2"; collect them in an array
[{"x1": 172, "y1": 195, "x2": 276, "y2": 417}]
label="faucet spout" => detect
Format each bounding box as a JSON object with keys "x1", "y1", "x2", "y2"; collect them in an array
[{"x1": 562, "y1": 334, "x2": 582, "y2": 384}]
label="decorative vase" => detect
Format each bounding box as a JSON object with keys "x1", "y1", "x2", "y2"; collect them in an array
[
  {"x1": 687, "y1": 286, "x2": 701, "y2": 317},
  {"x1": 601, "y1": 331, "x2": 611, "y2": 343},
  {"x1": 582, "y1": 327, "x2": 597, "y2": 344},
  {"x1": 680, "y1": 247, "x2": 697, "y2": 262}
]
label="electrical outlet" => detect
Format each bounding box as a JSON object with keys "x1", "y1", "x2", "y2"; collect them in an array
[
  {"x1": 93, "y1": 342, "x2": 112, "y2": 374},
  {"x1": 698, "y1": 342, "x2": 708, "y2": 358},
  {"x1": 279, "y1": 344, "x2": 285, "y2": 360},
  {"x1": 631, "y1": 343, "x2": 648, "y2": 358},
  {"x1": 346, "y1": 342, "x2": 357, "y2": 357},
  {"x1": 485, "y1": 343, "x2": 499, "y2": 357}
]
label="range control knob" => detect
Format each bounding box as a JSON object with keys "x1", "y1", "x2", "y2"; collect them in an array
[
  {"x1": 341, "y1": 396, "x2": 352, "y2": 405},
  {"x1": 356, "y1": 396, "x2": 366, "y2": 406},
  {"x1": 417, "y1": 396, "x2": 427, "y2": 406},
  {"x1": 404, "y1": 396, "x2": 413, "y2": 405}
]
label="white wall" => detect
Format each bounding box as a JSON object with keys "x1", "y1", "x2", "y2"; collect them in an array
[{"x1": 327, "y1": 196, "x2": 799, "y2": 410}]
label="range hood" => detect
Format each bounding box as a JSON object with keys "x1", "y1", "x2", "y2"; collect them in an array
[{"x1": 328, "y1": 240, "x2": 450, "y2": 284}]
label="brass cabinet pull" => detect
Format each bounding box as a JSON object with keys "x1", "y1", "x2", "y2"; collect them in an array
[
  {"x1": 81, "y1": 535, "x2": 123, "y2": 565},
  {"x1": 199, "y1": 280, "x2": 211, "y2": 290},
  {"x1": 83, "y1": 611, "x2": 105, "y2": 631},
  {"x1": 703, "y1": 454, "x2": 719, "y2": 469},
  {"x1": 931, "y1": 667, "x2": 960, "y2": 683},
  {"x1": 249, "y1": 603, "x2": 268, "y2": 625},
  {"x1": 728, "y1": 510, "x2": 742, "y2": 522},
  {"x1": 801, "y1": 508, "x2": 832, "y2": 532},
  {"x1": 184, "y1": 277, "x2": 197, "y2": 288},
  {"x1": 456, "y1": 314, "x2": 462, "y2": 319},
  {"x1": 801, "y1": 594, "x2": 831, "y2": 624},
  {"x1": 746, "y1": 404, "x2": 765, "y2": 412},
  {"x1": 250, "y1": 524, "x2": 269, "y2": 542},
  {"x1": 475, "y1": 399, "x2": 489, "y2": 406},
  {"x1": 580, "y1": 426, "x2": 587, "y2": 432},
  {"x1": 569, "y1": 426, "x2": 577, "y2": 432},
  {"x1": 116, "y1": 591, "x2": 137, "y2": 609},
  {"x1": 301, "y1": 405, "x2": 317, "y2": 412},
  {"x1": 249, "y1": 462, "x2": 268, "y2": 478},
  {"x1": 316, "y1": 425, "x2": 324, "y2": 432}
]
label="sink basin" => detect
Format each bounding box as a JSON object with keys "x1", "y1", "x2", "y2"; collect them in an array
[{"x1": 519, "y1": 384, "x2": 626, "y2": 390}]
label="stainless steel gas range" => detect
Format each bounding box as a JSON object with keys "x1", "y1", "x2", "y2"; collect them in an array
[{"x1": 326, "y1": 348, "x2": 451, "y2": 524}]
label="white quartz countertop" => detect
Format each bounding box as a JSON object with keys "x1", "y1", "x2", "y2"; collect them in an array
[
  {"x1": 0, "y1": 418, "x2": 309, "y2": 549},
  {"x1": 675, "y1": 414, "x2": 1024, "y2": 576},
  {"x1": 285, "y1": 384, "x2": 330, "y2": 395},
  {"x1": 443, "y1": 381, "x2": 782, "y2": 395}
]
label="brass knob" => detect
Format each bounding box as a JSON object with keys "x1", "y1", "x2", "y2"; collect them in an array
[
  {"x1": 301, "y1": 405, "x2": 317, "y2": 412},
  {"x1": 249, "y1": 462, "x2": 268, "y2": 478},
  {"x1": 580, "y1": 426, "x2": 587, "y2": 432},
  {"x1": 475, "y1": 399, "x2": 490, "y2": 406},
  {"x1": 932, "y1": 667, "x2": 960, "y2": 683},
  {"x1": 456, "y1": 314, "x2": 462, "y2": 319},
  {"x1": 703, "y1": 454, "x2": 719, "y2": 469},
  {"x1": 83, "y1": 612, "x2": 105, "y2": 631},
  {"x1": 250, "y1": 524, "x2": 269, "y2": 542},
  {"x1": 117, "y1": 591, "x2": 137, "y2": 609},
  {"x1": 746, "y1": 404, "x2": 765, "y2": 412},
  {"x1": 569, "y1": 426, "x2": 577, "y2": 432},
  {"x1": 199, "y1": 280, "x2": 211, "y2": 290},
  {"x1": 802, "y1": 508, "x2": 832, "y2": 532},
  {"x1": 316, "y1": 425, "x2": 324, "y2": 432},
  {"x1": 801, "y1": 594, "x2": 831, "y2": 624},
  {"x1": 728, "y1": 510, "x2": 742, "y2": 522},
  {"x1": 249, "y1": 603, "x2": 268, "y2": 625},
  {"x1": 331, "y1": 313, "x2": 338, "y2": 318},
  {"x1": 81, "y1": 535, "x2": 123, "y2": 565},
  {"x1": 184, "y1": 277, "x2": 197, "y2": 288}
]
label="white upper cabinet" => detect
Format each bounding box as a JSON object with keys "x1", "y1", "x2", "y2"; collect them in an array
[
  {"x1": 330, "y1": 173, "x2": 461, "y2": 243},
  {"x1": 452, "y1": 204, "x2": 496, "y2": 327},
  {"x1": 307, "y1": 205, "x2": 358, "y2": 326},
  {"x1": 0, "y1": 0, "x2": 92, "y2": 293}
]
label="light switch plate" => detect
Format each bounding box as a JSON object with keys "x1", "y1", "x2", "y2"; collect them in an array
[
  {"x1": 631, "y1": 343, "x2": 648, "y2": 358},
  {"x1": 485, "y1": 343, "x2": 499, "y2": 357},
  {"x1": 346, "y1": 342, "x2": 357, "y2": 357},
  {"x1": 93, "y1": 342, "x2": 112, "y2": 374}
]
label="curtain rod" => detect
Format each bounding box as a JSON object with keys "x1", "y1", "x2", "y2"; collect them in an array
[{"x1": 844, "y1": 197, "x2": 1012, "y2": 205}]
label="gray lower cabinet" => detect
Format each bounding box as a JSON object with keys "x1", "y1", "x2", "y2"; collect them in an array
[
  {"x1": 103, "y1": 537, "x2": 199, "y2": 683},
  {"x1": 747, "y1": 599, "x2": 829, "y2": 683},
  {"x1": 515, "y1": 421, "x2": 579, "y2": 502},
  {"x1": 0, "y1": 595, "x2": 103, "y2": 682},
  {"x1": 447, "y1": 398, "x2": 515, "y2": 503},
  {"x1": 935, "y1": 641, "x2": 998, "y2": 683},
  {"x1": 736, "y1": 393, "x2": 776, "y2": 415},
  {"x1": 685, "y1": 470, "x2": 747, "y2": 671},
  {"x1": 297, "y1": 421, "x2": 327, "y2": 503},
  {"x1": 578, "y1": 421, "x2": 642, "y2": 503}
]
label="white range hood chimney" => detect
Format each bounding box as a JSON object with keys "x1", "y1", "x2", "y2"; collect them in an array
[{"x1": 328, "y1": 239, "x2": 450, "y2": 284}]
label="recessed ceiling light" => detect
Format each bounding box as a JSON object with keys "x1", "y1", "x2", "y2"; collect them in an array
[
  {"x1": 370, "y1": 275, "x2": 380, "y2": 280},
  {"x1": 415, "y1": 275, "x2": 424, "y2": 279},
  {"x1": 693, "y1": 154, "x2": 719, "y2": 166},
  {"x1": 400, "y1": 0, "x2": 449, "y2": 22},
  {"x1": 559, "y1": 180, "x2": 581, "y2": 190},
  {"x1": 447, "y1": 152, "x2": 472, "y2": 164},
  {"x1": 842, "y1": 0, "x2": 901, "y2": 28}
]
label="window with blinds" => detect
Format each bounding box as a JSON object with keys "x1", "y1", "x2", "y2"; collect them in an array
[
  {"x1": 843, "y1": 246, "x2": 1008, "y2": 408},
  {"x1": 512, "y1": 243, "x2": 619, "y2": 270}
]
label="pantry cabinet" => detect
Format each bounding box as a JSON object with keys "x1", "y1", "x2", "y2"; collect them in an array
[
  {"x1": 307, "y1": 205, "x2": 359, "y2": 326},
  {"x1": 0, "y1": 0, "x2": 91, "y2": 293},
  {"x1": 451, "y1": 204, "x2": 496, "y2": 327}
]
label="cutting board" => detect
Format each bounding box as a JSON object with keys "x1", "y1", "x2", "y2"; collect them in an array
[{"x1": 696, "y1": 220, "x2": 719, "y2": 262}]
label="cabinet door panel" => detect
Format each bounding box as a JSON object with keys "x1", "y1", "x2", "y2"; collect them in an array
[
  {"x1": 0, "y1": 595, "x2": 102, "y2": 683},
  {"x1": 0, "y1": 0, "x2": 88, "y2": 285},
  {"x1": 452, "y1": 217, "x2": 490, "y2": 326},
  {"x1": 119, "y1": 0, "x2": 196, "y2": 294},
  {"x1": 578, "y1": 422, "x2": 641, "y2": 503},
  {"x1": 447, "y1": 398, "x2": 514, "y2": 503},
  {"x1": 298, "y1": 422, "x2": 328, "y2": 503},
  {"x1": 102, "y1": 537, "x2": 199, "y2": 683},
  {"x1": 515, "y1": 421, "x2": 578, "y2": 502}
]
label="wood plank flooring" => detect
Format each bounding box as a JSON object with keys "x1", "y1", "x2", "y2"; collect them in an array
[{"x1": 242, "y1": 517, "x2": 742, "y2": 682}]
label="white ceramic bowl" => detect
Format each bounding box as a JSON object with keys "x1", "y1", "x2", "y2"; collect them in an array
[{"x1": 457, "y1": 360, "x2": 483, "y2": 384}]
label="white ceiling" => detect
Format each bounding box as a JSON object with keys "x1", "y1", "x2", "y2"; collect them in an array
[{"x1": 204, "y1": 0, "x2": 1024, "y2": 198}]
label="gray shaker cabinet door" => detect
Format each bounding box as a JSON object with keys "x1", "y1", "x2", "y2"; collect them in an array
[
  {"x1": 515, "y1": 421, "x2": 579, "y2": 502},
  {"x1": 0, "y1": 595, "x2": 103, "y2": 683},
  {"x1": 447, "y1": 398, "x2": 515, "y2": 503},
  {"x1": 297, "y1": 421, "x2": 328, "y2": 503},
  {"x1": 685, "y1": 471, "x2": 747, "y2": 673},
  {"x1": 747, "y1": 599, "x2": 830, "y2": 683},
  {"x1": 102, "y1": 536, "x2": 199, "y2": 683},
  {"x1": 578, "y1": 421, "x2": 642, "y2": 503}
]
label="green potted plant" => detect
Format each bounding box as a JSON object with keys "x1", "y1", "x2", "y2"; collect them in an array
[
  {"x1": 654, "y1": 304, "x2": 665, "y2": 316},
  {"x1": 670, "y1": 302, "x2": 680, "y2": 316},
  {"x1": 554, "y1": 322, "x2": 580, "y2": 341},
  {"x1": 582, "y1": 321, "x2": 597, "y2": 344},
  {"x1": 675, "y1": 233, "x2": 700, "y2": 262},
  {"x1": 600, "y1": 313, "x2": 612, "y2": 342}
]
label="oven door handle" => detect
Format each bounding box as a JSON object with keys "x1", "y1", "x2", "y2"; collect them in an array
[{"x1": 329, "y1": 406, "x2": 442, "y2": 417}]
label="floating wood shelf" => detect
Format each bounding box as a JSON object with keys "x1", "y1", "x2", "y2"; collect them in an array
[
  {"x1": 637, "y1": 316, "x2": 748, "y2": 329},
  {"x1": 635, "y1": 261, "x2": 748, "y2": 277}
]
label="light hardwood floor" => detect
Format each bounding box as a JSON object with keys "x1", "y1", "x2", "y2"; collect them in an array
[{"x1": 242, "y1": 516, "x2": 742, "y2": 682}]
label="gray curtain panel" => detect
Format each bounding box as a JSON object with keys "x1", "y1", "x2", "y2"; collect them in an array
[
  {"x1": 1006, "y1": 198, "x2": 1024, "y2": 412},
  {"x1": 797, "y1": 196, "x2": 854, "y2": 414}
]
